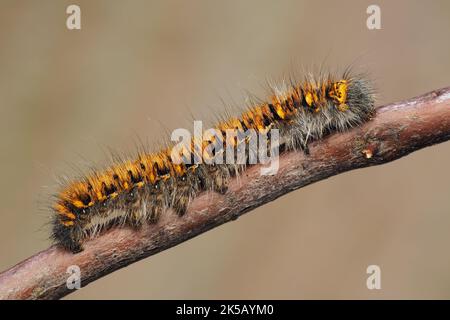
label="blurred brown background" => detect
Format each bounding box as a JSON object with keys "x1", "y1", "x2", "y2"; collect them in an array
[{"x1": 0, "y1": 0, "x2": 449, "y2": 299}]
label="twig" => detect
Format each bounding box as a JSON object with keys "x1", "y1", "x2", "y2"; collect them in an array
[{"x1": 1, "y1": 87, "x2": 449, "y2": 300}]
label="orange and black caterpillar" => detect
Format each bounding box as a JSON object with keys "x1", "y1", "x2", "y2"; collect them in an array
[{"x1": 52, "y1": 70, "x2": 375, "y2": 253}]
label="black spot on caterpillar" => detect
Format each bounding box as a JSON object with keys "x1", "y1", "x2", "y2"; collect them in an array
[{"x1": 52, "y1": 70, "x2": 375, "y2": 253}]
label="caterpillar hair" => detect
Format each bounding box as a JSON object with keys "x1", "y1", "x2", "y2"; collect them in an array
[{"x1": 52, "y1": 69, "x2": 375, "y2": 253}]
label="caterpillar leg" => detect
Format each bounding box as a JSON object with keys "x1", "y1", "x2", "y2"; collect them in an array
[
  {"x1": 146, "y1": 193, "x2": 165, "y2": 223},
  {"x1": 171, "y1": 170, "x2": 202, "y2": 216},
  {"x1": 147, "y1": 204, "x2": 164, "y2": 223},
  {"x1": 127, "y1": 208, "x2": 146, "y2": 228},
  {"x1": 210, "y1": 165, "x2": 229, "y2": 194},
  {"x1": 172, "y1": 194, "x2": 190, "y2": 217},
  {"x1": 125, "y1": 187, "x2": 146, "y2": 228},
  {"x1": 302, "y1": 144, "x2": 310, "y2": 155},
  {"x1": 52, "y1": 221, "x2": 84, "y2": 253},
  {"x1": 144, "y1": 180, "x2": 168, "y2": 223}
]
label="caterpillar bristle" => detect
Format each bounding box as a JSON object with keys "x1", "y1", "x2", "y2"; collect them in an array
[{"x1": 52, "y1": 70, "x2": 375, "y2": 253}]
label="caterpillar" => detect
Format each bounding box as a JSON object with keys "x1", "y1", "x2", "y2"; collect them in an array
[{"x1": 52, "y1": 70, "x2": 375, "y2": 253}]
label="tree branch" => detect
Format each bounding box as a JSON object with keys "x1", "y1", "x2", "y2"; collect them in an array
[{"x1": 1, "y1": 87, "x2": 450, "y2": 300}]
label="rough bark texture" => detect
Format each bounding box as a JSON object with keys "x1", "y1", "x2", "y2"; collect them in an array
[{"x1": 0, "y1": 87, "x2": 449, "y2": 300}]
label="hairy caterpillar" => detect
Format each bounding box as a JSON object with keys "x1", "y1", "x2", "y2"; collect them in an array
[{"x1": 52, "y1": 70, "x2": 375, "y2": 253}]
